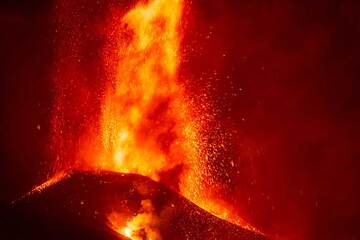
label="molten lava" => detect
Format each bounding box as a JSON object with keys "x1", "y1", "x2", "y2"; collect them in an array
[
  {"x1": 51, "y1": 0, "x2": 260, "y2": 238},
  {"x1": 99, "y1": 0, "x2": 204, "y2": 236},
  {"x1": 108, "y1": 199, "x2": 161, "y2": 240},
  {"x1": 100, "y1": 0, "x2": 193, "y2": 183}
]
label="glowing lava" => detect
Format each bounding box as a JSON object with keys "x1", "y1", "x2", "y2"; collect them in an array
[
  {"x1": 100, "y1": 0, "x2": 199, "y2": 236},
  {"x1": 108, "y1": 199, "x2": 161, "y2": 240},
  {"x1": 51, "y1": 0, "x2": 259, "y2": 237},
  {"x1": 99, "y1": 0, "x2": 193, "y2": 182}
]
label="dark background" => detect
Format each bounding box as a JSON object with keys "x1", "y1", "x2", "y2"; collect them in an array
[{"x1": 1, "y1": 0, "x2": 359, "y2": 239}]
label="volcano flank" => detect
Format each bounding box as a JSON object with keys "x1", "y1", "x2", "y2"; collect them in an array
[{"x1": 2, "y1": 171, "x2": 266, "y2": 240}]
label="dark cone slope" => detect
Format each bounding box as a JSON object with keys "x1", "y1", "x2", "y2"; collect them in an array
[{"x1": 1, "y1": 171, "x2": 267, "y2": 240}]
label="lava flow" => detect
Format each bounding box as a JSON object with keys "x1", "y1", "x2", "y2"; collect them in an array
[{"x1": 50, "y1": 0, "x2": 259, "y2": 239}]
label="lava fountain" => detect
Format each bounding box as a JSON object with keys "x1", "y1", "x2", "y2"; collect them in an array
[
  {"x1": 100, "y1": 0, "x2": 196, "y2": 188},
  {"x1": 50, "y1": 0, "x2": 260, "y2": 238}
]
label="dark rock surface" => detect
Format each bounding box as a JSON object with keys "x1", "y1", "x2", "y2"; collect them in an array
[{"x1": 1, "y1": 171, "x2": 267, "y2": 240}]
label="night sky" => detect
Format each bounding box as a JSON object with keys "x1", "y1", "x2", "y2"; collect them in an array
[{"x1": 1, "y1": 1, "x2": 360, "y2": 240}]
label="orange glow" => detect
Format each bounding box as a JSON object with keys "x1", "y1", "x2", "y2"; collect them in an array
[
  {"x1": 52, "y1": 0, "x2": 258, "y2": 236},
  {"x1": 193, "y1": 198, "x2": 262, "y2": 234},
  {"x1": 108, "y1": 200, "x2": 161, "y2": 240},
  {"x1": 98, "y1": 0, "x2": 193, "y2": 182},
  {"x1": 31, "y1": 171, "x2": 67, "y2": 194},
  {"x1": 13, "y1": 171, "x2": 68, "y2": 204},
  {"x1": 100, "y1": 0, "x2": 229, "y2": 235}
]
